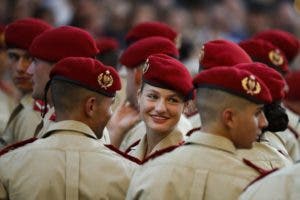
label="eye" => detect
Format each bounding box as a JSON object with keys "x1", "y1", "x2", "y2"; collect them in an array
[
  {"x1": 255, "y1": 109, "x2": 263, "y2": 117},
  {"x1": 168, "y1": 97, "x2": 180, "y2": 103},
  {"x1": 8, "y1": 52, "x2": 20, "y2": 62},
  {"x1": 147, "y1": 93, "x2": 158, "y2": 100},
  {"x1": 23, "y1": 54, "x2": 33, "y2": 62}
]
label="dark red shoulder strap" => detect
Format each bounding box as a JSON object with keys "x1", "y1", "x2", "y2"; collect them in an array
[
  {"x1": 142, "y1": 141, "x2": 184, "y2": 164},
  {"x1": 242, "y1": 158, "x2": 278, "y2": 190},
  {"x1": 105, "y1": 144, "x2": 142, "y2": 164},
  {"x1": 186, "y1": 127, "x2": 201, "y2": 137},
  {"x1": 124, "y1": 139, "x2": 141, "y2": 154},
  {"x1": 0, "y1": 137, "x2": 37, "y2": 156}
]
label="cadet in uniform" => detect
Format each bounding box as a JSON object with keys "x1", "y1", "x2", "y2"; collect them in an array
[
  {"x1": 126, "y1": 66, "x2": 272, "y2": 200},
  {"x1": 0, "y1": 25, "x2": 16, "y2": 136},
  {"x1": 235, "y1": 62, "x2": 293, "y2": 169},
  {"x1": 239, "y1": 162, "x2": 300, "y2": 199},
  {"x1": 108, "y1": 36, "x2": 192, "y2": 150},
  {"x1": 0, "y1": 18, "x2": 52, "y2": 148},
  {"x1": 27, "y1": 26, "x2": 100, "y2": 138},
  {"x1": 0, "y1": 57, "x2": 137, "y2": 199},
  {"x1": 284, "y1": 71, "x2": 300, "y2": 147},
  {"x1": 239, "y1": 37, "x2": 300, "y2": 161},
  {"x1": 186, "y1": 39, "x2": 253, "y2": 129},
  {"x1": 126, "y1": 53, "x2": 193, "y2": 161}
]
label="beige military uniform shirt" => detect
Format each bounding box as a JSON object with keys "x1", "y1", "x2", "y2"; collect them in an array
[
  {"x1": 0, "y1": 120, "x2": 136, "y2": 200},
  {"x1": 237, "y1": 141, "x2": 293, "y2": 170},
  {"x1": 0, "y1": 90, "x2": 16, "y2": 135},
  {"x1": 239, "y1": 162, "x2": 300, "y2": 200},
  {"x1": 36, "y1": 107, "x2": 111, "y2": 144},
  {"x1": 128, "y1": 128, "x2": 184, "y2": 160},
  {"x1": 126, "y1": 131, "x2": 261, "y2": 200},
  {"x1": 119, "y1": 114, "x2": 192, "y2": 151},
  {"x1": 0, "y1": 94, "x2": 41, "y2": 148}
]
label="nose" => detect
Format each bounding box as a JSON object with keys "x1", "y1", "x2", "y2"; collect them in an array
[
  {"x1": 259, "y1": 112, "x2": 269, "y2": 130},
  {"x1": 17, "y1": 56, "x2": 31, "y2": 73},
  {"x1": 155, "y1": 99, "x2": 167, "y2": 113},
  {"x1": 27, "y1": 61, "x2": 35, "y2": 75}
]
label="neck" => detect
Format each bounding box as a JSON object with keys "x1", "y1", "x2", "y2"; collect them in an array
[{"x1": 145, "y1": 130, "x2": 170, "y2": 156}]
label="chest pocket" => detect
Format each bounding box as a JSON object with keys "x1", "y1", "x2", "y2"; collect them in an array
[{"x1": 189, "y1": 169, "x2": 208, "y2": 199}]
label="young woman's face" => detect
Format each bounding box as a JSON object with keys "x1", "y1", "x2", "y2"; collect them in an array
[{"x1": 138, "y1": 84, "x2": 185, "y2": 135}]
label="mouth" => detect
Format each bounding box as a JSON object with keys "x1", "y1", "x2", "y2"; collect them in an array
[{"x1": 150, "y1": 114, "x2": 169, "y2": 124}]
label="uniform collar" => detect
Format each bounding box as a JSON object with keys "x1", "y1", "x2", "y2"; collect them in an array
[
  {"x1": 20, "y1": 93, "x2": 34, "y2": 107},
  {"x1": 131, "y1": 128, "x2": 184, "y2": 160},
  {"x1": 185, "y1": 130, "x2": 237, "y2": 154},
  {"x1": 41, "y1": 120, "x2": 98, "y2": 140}
]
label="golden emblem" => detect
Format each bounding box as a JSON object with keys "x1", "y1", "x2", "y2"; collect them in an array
[
  {"x1": 143, "y1": 58, "x2": 150, "y2": 74},
  {"x1": 241, "y1": 75, "x2": 261, "y2": 95},
  {"x1": 269, "y1": 49, "x2": 284, "y2": 66},
  {"x1": 98, "y1": 70, "x2": 113, "y2": 89}
]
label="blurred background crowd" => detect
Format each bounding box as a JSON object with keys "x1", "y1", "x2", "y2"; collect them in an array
[{"x1": 1, "y1": 0, "x2": 300, "y2": 72}]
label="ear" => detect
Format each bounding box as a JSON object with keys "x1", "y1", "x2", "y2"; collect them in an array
[
  {"x1": 85, "y1": 96, "x2": 97, "y2": 118},
  {"x1": 137, "y1": 89, "x2": 142, "y2": 107},
  {"x1": 134, "y1": 68, "x2": 142, "y2": 86},
  {"x1": 222, "y1": 108, "x2": 236, "y2": 128}
]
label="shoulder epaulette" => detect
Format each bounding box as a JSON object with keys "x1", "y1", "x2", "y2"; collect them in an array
[
  {"x1": 186, "y1": 126, "x2": 201, "y2": 137},
  {"x1": 0, "y1": 137, "x2": 37, "y2": 157},
  {"x1": 242, "y1": 158, "x2": 278, "y2": 190},
  {"x1": 105, "y1": 144, "x2": 142, "y2": 164},
  {"x1": 33, "y1": 100, "x2": 46, "y2": 112},
  {"x1": 142, "y1": 141, "x2": 184, "y2": 164},
  {"x1": 49, "y1": 113, "x2": 56, "y2": 121},
  {"x1": 124, "y1": 139, "x2": 141, "y2": 154}
]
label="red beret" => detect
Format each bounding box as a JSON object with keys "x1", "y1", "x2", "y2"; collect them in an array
[
  {"x1": 50, "y1": 57, "x2": 121, "y2": 97},
  {"x1": 125, "y1": 21, "x2": 178, "y2": 45},
  {"x1": 193, "y1": 67, "x2": 272, "y2": 104},
  {"x1": 239, "y1": 39, "x2": 289, "y2": 75},
  {"x1": 29, "y1": 26, "x2": 99, "y2": 62},
  {"x1": 200, "y1": 39, "x2": 252, "y2": 70},
  {"x1": 285, "y1": 70, "x2": 300, "y2": 101},
  {"x1": 95, "y1": 37, "x2": 119, "y2": 54},
  {"x1": 120, "y1": 36, "x2": 179, "y2": 68},
  {"x1": 234, "y1": 62, "x2": 286, "y2": 102},
  {"x1": 143, "y1": 53, "x2": 193, "y2": 101},
  {"x1": 4, "y1": 18, "x2": 52, "y2": 50},
  {"x1": 253, "y1": 29, "x2": 300, "y2": 62}
]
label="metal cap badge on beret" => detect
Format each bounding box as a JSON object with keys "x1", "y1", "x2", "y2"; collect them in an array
[
  {"x1": 234, "y1": 62, "x2": 286, "y2": 102},
  {"x1": 142, "y1": 53, "x2": 193, "y2": 101},
  {"x1": 120, "y1": 36, "x2": 179, "y2": 68},
  {"x1": 4, "y1": 18, "x2": 52, "y2": 50},
  {"x1": 253, "y1": 29, "x2": 300, "y2": 62},
  {"x1": 193, "y1": 67, "x2": 272, "y2": 104},
  {"x1": 239, "y1": 39, "x2": 289, "y2": 75},
  {"x1": 285, "y1": 70, "x2": 300, "y2": 101},
  {"x1": 95, "y1": 37, "x2": 119, "y2": 54},
  {"x1": 29, "y1": 26, "x2": 99, "y2": 62},
  {"x1": 50, "y1": 57, "x2": 121, "y2": 97},
  {"x1": 125, "y1": 21, "x2": 178, "y2": 46},
  {"x1": 200, "y1": 39, "x2": 252, "y2": 70}
]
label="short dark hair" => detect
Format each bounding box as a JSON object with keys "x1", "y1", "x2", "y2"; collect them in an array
[{"x1": 50, "y1": 79, "x2": 104, "y2": 114}]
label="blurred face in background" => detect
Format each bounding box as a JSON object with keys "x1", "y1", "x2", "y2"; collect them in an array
[{"x1": 7, "y1": 48, "x2": 32, "y2": 94}]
